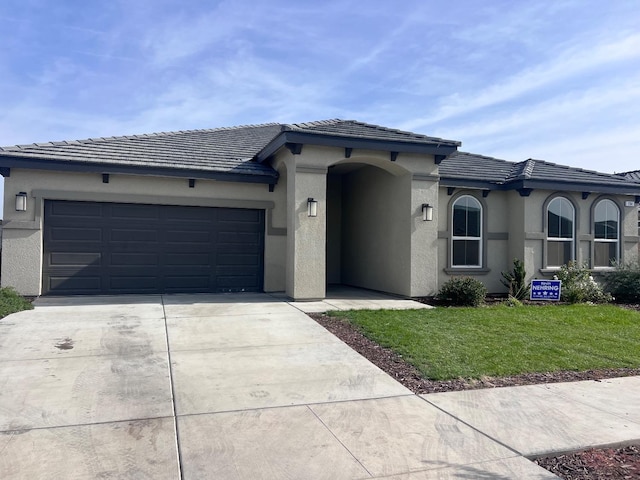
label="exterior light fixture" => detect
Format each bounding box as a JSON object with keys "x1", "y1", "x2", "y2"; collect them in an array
[
  {"x1": 421, "y1": 203, "x2": 433, "y2": 221},
  {"x1": 307, "y1": 198, "x2": 318, "y2": 217},
  {"x1": 15, "y1": 192, "x2": 27, "y2": 212}
]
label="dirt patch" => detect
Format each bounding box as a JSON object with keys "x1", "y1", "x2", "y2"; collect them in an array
[{"x1": 308, "y1": 311, "x2": 640, "y2": 479}]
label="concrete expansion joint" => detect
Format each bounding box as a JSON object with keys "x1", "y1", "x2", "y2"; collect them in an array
[
  {"x1": 305, "y1": 404, "x2": 374, "y2": 478},
  {"x1": 160, "y1": 295, "x2": 184, "y2": 480},
  {"x1": 418, "y1": 395, "x2": 524, "y2": 457}
]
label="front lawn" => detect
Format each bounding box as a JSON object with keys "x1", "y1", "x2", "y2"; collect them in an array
[{"x1": 331, "y1": 304, "x2": 640, "y2": 380}]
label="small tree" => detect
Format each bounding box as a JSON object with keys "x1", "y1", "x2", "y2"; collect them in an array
[{"x1": 501, "y1": 258, "x2": 530, "y2": 300}]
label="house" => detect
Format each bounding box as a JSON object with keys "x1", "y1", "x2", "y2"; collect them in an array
[{"x1": 1, "y1": 119, "x2": 639, "y2": 299}]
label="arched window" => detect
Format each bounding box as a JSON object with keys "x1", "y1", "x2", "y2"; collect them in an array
[
  {"x1": 547, "y1": 197, "x2": 575, "y2": 267},
  {"x1": 451, "y1": 195, "x2": 482, "y2": 267},
  {"x1": 593, "y1": 199, "x2": 619, "y2": 267}
]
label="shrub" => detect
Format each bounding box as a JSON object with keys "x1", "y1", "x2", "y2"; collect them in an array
[
  {"x1": 555, "y1": 261, "x2": 612, "y2": 304},
  {"x1": 604, "y1": 260, "x2": 640, "y2": 303},
  {"x1": 500, "y1": 258, "x2": 530, "y2": 300},
  {"x1": 0, "y1": 287, "x2": 33, "y2": 319},
  {"x1": 437, "y1": 277, "x2": 487, "y2": 307}
]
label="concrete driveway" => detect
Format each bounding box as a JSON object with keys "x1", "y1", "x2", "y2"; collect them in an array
[{"x1": 2, "y1": 292, "x2": 630, "y2": 479}]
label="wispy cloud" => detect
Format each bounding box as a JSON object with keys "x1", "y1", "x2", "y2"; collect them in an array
[{"x1": 400, "y1": 31, "x2": 640, "y2": 131}]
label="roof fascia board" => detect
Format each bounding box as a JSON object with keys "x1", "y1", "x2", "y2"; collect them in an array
[
  {"x1": 440, "y1": 177, "x2": 640, "y2": 195},
  {"x1": 439, "y1": 178, "x2": 500, "y2": 190},
  {"x1": 0, "y1": 156, "x2": 277, "y2": 184},
  {"x1": 255, "y1": 131, "x2": 459, "y2": 162}
]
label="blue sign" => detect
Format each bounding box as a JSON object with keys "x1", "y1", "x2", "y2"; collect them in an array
[{"x1": 530, "y1": 280, "x2": 562, "y2": 301}]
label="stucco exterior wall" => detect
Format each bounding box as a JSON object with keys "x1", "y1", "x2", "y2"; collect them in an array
[
  {"x1": 437, "y1": 187, "x2": 639, "y2": 295},
  {"x1": 2, "y1": 168, "x2": 287, "y2": 296},
  {"x1": 437, "y1": 188, "x2": 511, "y2": 293},
  {"x1": 340, "y1": 167, "x2": 411, "y2": 295}
]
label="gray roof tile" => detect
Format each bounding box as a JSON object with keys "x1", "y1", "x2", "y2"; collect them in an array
[{"x1": 441, "y1": 152, "x2": 640, "y2": 191}]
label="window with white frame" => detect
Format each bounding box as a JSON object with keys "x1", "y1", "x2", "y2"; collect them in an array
[
  {"x1": 451, "y1": 195, "x2": 482, "y2": 267},
  {"x1": 593, "y1": 199, "x2": 619, "y2": 267},
  {"x1": 547, "y1": 197, "x2": 575, "y2": 267}
]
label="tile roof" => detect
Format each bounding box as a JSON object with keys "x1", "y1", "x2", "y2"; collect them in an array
[
  {"x1": 618, "y1": 170, "x2": 640, "y2": 182},
  {"x1": 0, "y1": 119, "x2": 460, "y2": 182},
  {"x1": 440, "y1": 152, "x2": 640, "y2": 192},
  {"x1": 0, "y1": 123, "x2": 283, "y2": 180},
  {"x1": 283, "y1": 119, "x2": 460, "y2": 146}
]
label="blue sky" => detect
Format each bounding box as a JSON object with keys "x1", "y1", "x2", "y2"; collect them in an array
[{"x1": 1, "y1": 1, "x2": 639, "y2": 199}]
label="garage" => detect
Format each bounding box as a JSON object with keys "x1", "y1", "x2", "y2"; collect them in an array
[{"x1": 42, "y1": 200, "x2": 265, "y2": 295}]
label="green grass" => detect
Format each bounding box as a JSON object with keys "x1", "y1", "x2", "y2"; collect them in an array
[
  {"x1": 0, "y1": 287, "x2": 33, "y2": 319},
  {"x1": 331, "y1": 304, "x2": 640, "y2": 380}
]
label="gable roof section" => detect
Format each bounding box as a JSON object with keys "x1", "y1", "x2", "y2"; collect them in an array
[
  {"x1": 254, "y1": 119, "x2": 460, "y2": 161},
  {"x1": 440, "y1": 152, "x2": 640, "y2": 196},
  {"x1": 0, "y1": 119, "x2": 460, "y2": 184}
]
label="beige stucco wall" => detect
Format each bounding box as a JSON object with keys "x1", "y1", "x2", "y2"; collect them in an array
[
  {"x1": 2, "y1": 168, "x2": 287, "y2": 296},
  {"x1": 437, "y1": 188, "x2": 511, "y2": 293},
  {"x1": 437, "y1": 186, "x2": 640, "y2": 295},
  {"x1": 274, "y1": 145, "x2": 441, "y2": 299}
]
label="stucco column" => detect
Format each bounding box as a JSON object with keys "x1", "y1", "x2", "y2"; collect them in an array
[
  {"x1": 409, "y1": 174, "x2": 440, "y2": 296},
  {"x1": 285, "y1": 162, "x2": 327, "y2": 300}
]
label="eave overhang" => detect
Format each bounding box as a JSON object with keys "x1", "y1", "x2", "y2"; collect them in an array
[
  {"x1": 0, "y1": 155, "x2": 278, "y2": 185},
  {"x1": 254, "y1": 130, "x2": 460, "y2": 163},
  {"x1": 440, "y1": 177, "x2": 640, "y2": 196}
]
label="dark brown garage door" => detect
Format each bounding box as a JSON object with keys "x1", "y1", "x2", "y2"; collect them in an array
[{"x1": 43, "y1": 200, "x2": 265, "y2": 295}]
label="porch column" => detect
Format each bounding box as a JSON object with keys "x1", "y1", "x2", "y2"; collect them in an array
[
  {"x1": 409, "y1": 174, "x2": 440, "y2": 296},
  {"x1": 286, "y1": 163, "x2": 327, "y2": 300}
]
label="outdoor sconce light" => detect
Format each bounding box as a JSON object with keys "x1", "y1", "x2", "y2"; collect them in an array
[
  {"x1": 422, "y1": 203, "x2": 433, "y2": 221},
  {"x1": 307, "y1": 198, "x2": 318, "y2": 217},
  {"x1": 15, "y1": 192, "x2": 27, "y2": 212}
]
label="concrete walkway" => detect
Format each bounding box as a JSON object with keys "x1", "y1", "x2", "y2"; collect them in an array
[{"x1": 0, "y1": 292, "x2": 638, "y2": 479}]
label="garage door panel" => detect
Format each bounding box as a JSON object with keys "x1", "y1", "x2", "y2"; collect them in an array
[
  {"x1": 109, "y1": 277, "x2": 159, "y2": 292},
  {"x1": 43, "y1": 200, "x2": 264, "y2": 295},
  {"x1": 49, "y1": 227, "x2": 103, "y2": 242},
  {"x1": 48, "y1": 201, "x2": 103, "y2": 218},
  {"x1": 48, "y1": 276, "x2": 102, "y2": 292},
  {"x1": 110, "y1": 203, "x2": 160, "y2": 220},
  {"x1": 49, "y1": 252, "x2": 102, "y2": 267},
  {"x1": 110, "y1": 253, "x2": 159, "y2": 266}
]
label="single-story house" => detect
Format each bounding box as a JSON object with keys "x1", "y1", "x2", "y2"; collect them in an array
[{"x1": 1, "y1": 119, "x2": 639, "y2": 299}]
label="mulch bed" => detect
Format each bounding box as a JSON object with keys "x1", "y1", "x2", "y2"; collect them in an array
[{"x1": 308, "y1": 311, "x2": 640, "y2": 480}]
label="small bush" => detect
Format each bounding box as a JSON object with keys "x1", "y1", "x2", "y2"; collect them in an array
[
  {"x1": 555, "y1": 261, "x2": 612, "y2": 304},
  {"x1": 501, "y1": 258, "x2": 530, "y2": 300},
  {"x1": 0, "y1": 287, "x2": 34, "y2": 319},
  {"x1": 604, "y1": 260, "x2": 640, "y2": 303},
  {"x1": 437, "y1": 277, "x2": 487, "y2": 307}
]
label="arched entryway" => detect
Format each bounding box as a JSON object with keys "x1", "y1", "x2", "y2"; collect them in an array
[{"x1": 326, "y1": 159, "x2": 412, "y2": 296}]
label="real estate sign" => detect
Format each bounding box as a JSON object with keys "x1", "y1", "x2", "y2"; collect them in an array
[{"x1": 530, "y1": 279, "x2": 562, "y2": 301}]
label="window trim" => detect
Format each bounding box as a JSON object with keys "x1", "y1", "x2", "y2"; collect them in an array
[
  {"x1": 450, "y1": 194, "x2": 483, "y2": 268},
  {"x1": 592, "y1": 197, "x2": 621, "y2": 269},
  {"x1": 544, "y1": 195, "x2": 576, "y2": 268}
]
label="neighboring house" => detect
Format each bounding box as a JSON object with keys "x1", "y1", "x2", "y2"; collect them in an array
[{"x1": 0, "y1": 119, "x2": 639, "y2": 299}]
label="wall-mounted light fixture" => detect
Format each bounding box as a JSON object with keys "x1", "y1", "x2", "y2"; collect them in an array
[
  {"x1": 421, "y1": 203, "x2": 433, "y2": 221},
  {"x1": 15, "y1": 192, "x2": 27, "y2": 212},
  {"x1": 307, "y1": 198, "x2": 318, "y2": 217}
]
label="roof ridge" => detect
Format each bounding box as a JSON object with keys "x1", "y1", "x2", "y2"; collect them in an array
[{"x1": 526, "y1": 157, "x2": 636, "y2": 181}]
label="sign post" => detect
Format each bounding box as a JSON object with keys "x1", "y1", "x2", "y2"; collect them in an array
[{"x1": 530, "y1": 279, "x2": 562, "y2": 301}]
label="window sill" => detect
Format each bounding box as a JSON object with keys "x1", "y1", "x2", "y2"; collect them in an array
[{"x1": 443, "y1": 267, "x2": 491, "y2": 275}]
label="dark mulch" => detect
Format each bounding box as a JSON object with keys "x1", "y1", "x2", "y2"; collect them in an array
[
  {"x1": 308, "y1": 311, "x2": 640, "y2": 480},
  {"x1": 535, "y1": 445, "x2": 640, "y2": 479}
]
